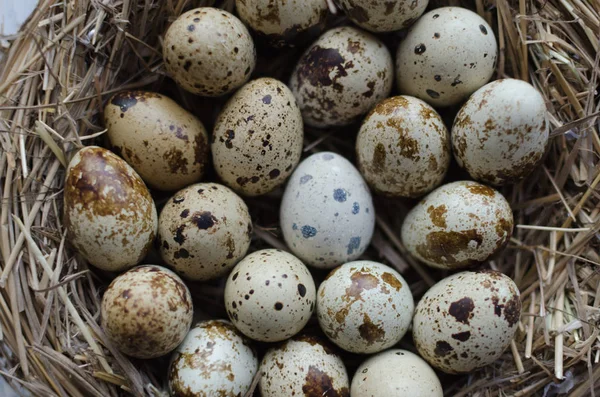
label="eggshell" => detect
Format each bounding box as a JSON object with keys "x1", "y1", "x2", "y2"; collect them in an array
[
  {"x1": 212, "y1": 78, "x2": 303, "y2": 196},
  {"x1": 337, "y1": 0, "x2": 428, "y2": 32},
  {"x1": 396, "y1": 7, "x2": 497, "y2": 107},
  {"x1": 351, "y1": 349, "x2": 443, "y2": 397},
  {"x1": 235, "y1": 0, "x2": 328, "y2": 46},
  {"x1": 401, "y1": 181, "x2": 513, "y2": 270},
  {"x1": 105, "y1": 91, "x2": 209, "y2": 191},
  {"x1": 168, "y1": 320, "x2": 258, "y2": 396},
  {"x1": 158, "y1": 183, "x2": 252, "y2": 281},
  {"x1": 64, "y1": 146, "x2": 157, "y2": 272},
  {"x1": 413, "y1": 271, "x2": 522, "y2": 373},
  {"x1": 101, "y1": 265, "x2": 193, "y2": 359},
  {"x1": 163, "y1": 8, "x2": 256, "y2": 96},
  {"x1": 224, "y1": 249, "x2": 316, "y2": 342},
  {"x1": 259, "y1": 335, "x2": 350, "y2": 397},
  {"x1": 317, "y1": 261, "x2": 414, "y2": 354},
  {"x1": 452, "y1": 79, "x2": 549, "y2": 185},
  {"x1": 356, "y1": 96, "x2": 450, "y2": 198},
  {"x1": 290, "y1": 26, "x2": 393, "y2": 128},
  {"x1": 280, "y1": 152, "x2": 375, "y2": 269}
]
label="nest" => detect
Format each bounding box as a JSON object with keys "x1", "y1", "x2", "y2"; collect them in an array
[{"x1": 0, "y1": 0, "x2": 598, "y2": 395}]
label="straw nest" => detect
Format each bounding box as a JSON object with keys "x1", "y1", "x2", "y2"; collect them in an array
[{"x1": 0, "y1": 0, "x2": 598, "y2": 395}]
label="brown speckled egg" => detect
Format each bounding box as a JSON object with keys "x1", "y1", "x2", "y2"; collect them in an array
[
  {"x1": 259, "y1": 335, "x2": 350, "y2": 397},
  {"x1": 290, "y1": 26, "x2": 393, "y2": 128},
  {"x1": 413, "y1": 271, "x2": 522, "y2": 373},
  {"x1": 212, "y1": 78, "x2": 303, "y2": 196},
  {"x1": 235, "y1": 0, "x2": 328, "y2": 47},
  {"x1": 64, "y1": 146, "x2": 157, "y2": 272},
  {"x1": 168, "y1": 320, "x2": 258, "y2": 397},
  {"x1": 224, "y1": 249, "x2": 316, "y2": 342},
  {"x1": 396, "y1": 7, "x2": 497, "y2": 107},
  {"x1": 452, "y1": 79, "x2": 549, "y2": 185},
  {"x1": 163, "y1": 8, "x2": 256, "y2": 96},
  {"x1": 337, "y1": 0, "x2": 428, "y2": 32},
  {"x1": 158, "y1": 183, "x2": 252, "y2": 281},
  {"x1": 356, "y1": 96, "x2": 450, "y2": 198},
  {"x1": 104, "y1": 91, "x2": 209, "y2": 191},
  {"x1": 101, "y1": 265, "x2": 193, "y2": 359},
  {"x1": 401, "y1": 181, "x2": 513, "y2": 270},
  {"x1": 317, "y1": 261, "x2": 414, "y2": 354}
]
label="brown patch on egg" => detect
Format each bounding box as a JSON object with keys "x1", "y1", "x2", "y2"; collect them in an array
[
  {"x1": 302, "y1": 366, "x2": 350, "y2": 397},
  {"x1": 465, "y1": 184, "x2": 495, "y2": 197},
  {"x1": 374, "y1": 96, "x2": 409, "y2": 116},
  {"x1": 358, "y1": 313, "x2": 385, "y2": 345},
  {"x1": 416, "y1": 230, "x2": 483, "y2": 267},
  {"x1": 427, "y1": 205, "x2": 447, "y2": 228},
  {"x1": 371, "y1": 143, "x2": 387, "y2": 173},
  {"x1": 296, "y1": 46, "x2": 349, "y2": 91},
  {"x1": 344, "y1": 271, "x2": 379, "y2": 302},
  {"x1": 381, "y1": 272, "x2": 402, "y2": 291},
  {"x1": 503, "y1": 295, "x2": 521, "y2": 327},
  {"x1": 385, "y1": 118, "x2": 419, "y2": 160},
  {"x1": 448, "y1": 297, "x2": 475, "y2": 324}
]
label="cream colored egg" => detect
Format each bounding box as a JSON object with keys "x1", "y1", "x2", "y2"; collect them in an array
[
  {"x1": 317, "y1": 261, "x2": 414, "y2": 354},
  {"x1": 413, "y1": 271, "x2": 522, "y2": 373},
  {"x1": 163, "y1": 8, "x2": 256, "y2": 96},
  {"x1": 351, "y1": 349, "x2": 443, "y2": 397},
  {"x1": 101, "y1": 265, "x2": 193, "y2": 359},
  {"x1": 168, "y1": 320, "x2": 259, "y2": 397},
  {"x1": 356, "y1": 96, "x2": 450, "y2": 198},
  {"x1": 224, "y1": 249, "x2": 316, "y2": 342},
  {"x1": 212, "y1": 78, "x2": 303, "y2": 196},
  {"x1": 396, "y1": 7, "x2": 497, "y2": 107},
  {"x1": 64, "y1": 146, "x2": 157, "y2": 272},
  {"x1": 158, "y1": 183, "x2": 252, "y2": 281},
  {"x1": 290, "y1": 26, "x2": 393, "y2": 128},
  {"x1": 452, "y1": 79, "x2": 549, "y2": 185},
  {"x1": 337, "y1": 0, "x2": 428, "y2": 32},
  {"x1": 401, "y1": 180, "x2": 513, "y2": 270},
  {"x1": 259, "y1": 335, "x2": 350, "y2": 397},
  {"x1": 105, "y1": 91, "x2": 209, "y2": 191},
  {"x1": 235, "y1": 0, "x2": 328, "y2": 46}
]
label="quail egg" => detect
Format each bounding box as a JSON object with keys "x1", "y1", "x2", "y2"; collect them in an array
[{"x1": 337, "y1": 0, "x2": 428, "y2": 32}]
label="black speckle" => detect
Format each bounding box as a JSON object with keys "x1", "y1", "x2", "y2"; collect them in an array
[
  {"x1": 232, "y1": 272, "x2": 239, "y2": 281},
  {"x1": 174, "y1": 248, "x2": 190, "y2": 259},
  {"x1": 479, "y1": 24, "x2": 488, "y2": 35},
  {"x1": 433, "y1": 13, "x2": 439, "y2": 19},
  {"x1": 301, "y1": 225, "x2": 317, "y2": 238},
  {"x1": 187, "y1": 24, "x2": 195, "y2": 32},
  {"x1": 183, "y1": 61, "x2": 192, "y2": 71},
  {"x1": 110, "y1": 92, "x2": 138, "y2": 112},
  {"x1": 298, "y1": 284, "x2": 307, "y2": 297},
  {"x1": 452, "y1": 331, "x2": 471, "y2": 341},
  {"x1": 262, "y1": 95, "x2": 272, "y2": 104},
  {"x1": 180, "y1": 209, "x2": 190, "y2": 218},
  {"x1": 174, "y1": 225, "x2": 186, "y2": 245},
  {"x1": 434, "y1": 340, "x2": 454, "y2": 356},
  {"x1": 225, "y1": 130, "x2": 235, "y2": 149},
  {"x1": 434, "y1": 32, "x2": 440, "y2": 38},
  {"x1": 352, "y1": 202, "x2": 360, "y2": 214},
  {"x1": 192, "y1": 211, "x2": 217, "y2": 230},
  {"x1": 269, "y1": 169, "x2": 280, "y2": 179},
  {"x1": 434, "y1": 75, "x2": 442, "y2": 81},
  {"x1": 193, "y1": 17, "x2": 200, "y2": 22},
  {"x1": 274, "y1": 302, "x2": 283, "y2": 311},
  {"x1": 333, "y1": 189, "x2": 347, "y2": 202},
  {"x1": 426, "y1": 89, "x2": 440, "y2": 99},
  {"x1": 414, "y1": 44, "x2": 426, "y2": 54}
]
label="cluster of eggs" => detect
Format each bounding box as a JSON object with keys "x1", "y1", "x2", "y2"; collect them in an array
[{"x1": 61, "y1": 1, "x2": 551, "y2": 396}]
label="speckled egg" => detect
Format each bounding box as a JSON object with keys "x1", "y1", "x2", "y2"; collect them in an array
[
  {"x1": 337, "y1": 0, "x2": 428, "y2": 32},
  {"x1": 290, "y1": 26, "x2": 393, "y2": 128},
  {"x1": 101, "y1": 265, "x2": 193, "y2": 359},
  {"x1": 452, "y1": 79, "x2": 549, "y2": 185},
  {"x1": 317, "y1": 261, "x2": 414, "y2": 354},
  {"x1": 259, "y1": 335, "x2": 350, "y2": 397},
  {"x1": 212, "y1": 78, "x2": 303, "y2": 196},
  {"x1": 104, "y1": 91, "x2": 209, "y2": 191},
  {"x1": 158, "y1": 183, "x2": 252, "y2": 281},
  {"x1": 280, "y1": 152, "x2": 375, "y2": 269},
  {"x1": 396, "y1": 7, "x2": 497, "y2": 107},
  {"x1": 64, "y1": 146, "x2": 157, "y2": 272},
  {"x1": 235, "y1": 0, "x2": 328, "y2": 47},
  {"x1": 168, "y1": 320, "x2": 259, "y2": 397},
  {"x1": 401, "y1": 181, "x2": 513, "y2": 270},
  {"x1": 224, "y1": 249, "x2": 316, "y2": 342},
  {"x1": 163, "y1": 8, "x2": 256, "y2": 96},
  {"x1": 356, "y1": 96, "x2": 450, "y2": 198},
  {"x1": 351, "y1": 349, "x2": 443, "y2": 397},
  {"x1": 413, "y1": 271, "x2": 522, "y2": 373}
]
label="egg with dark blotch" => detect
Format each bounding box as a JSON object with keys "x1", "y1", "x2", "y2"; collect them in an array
[
  {"x1": 401, "y1": 180, "x2": 513, "y2": 270},
  {"x1": 168, "y1": 320, "x2": 258, "y2": 397},
  {"x1": 158, "y1": 183, "x2": 252, "y2": 282},
  {"x1": 212, "y1": 78, "x2": 303, "y2": 196},
  {"x1": 290, "y1": 26, "x2": 393, "y2": 128},
  {"x1": 64, "y1": 146, "x2": 157, "y2": 272},
  {"x1": 413, "y1": 271, "x2": 522, "y2": 374},
  {"x1": 259, "y1": 335, "x2": 350, "y2": 397},
  {"x1": 224, "y1": 249, "x2": 316, "y2": 342},
  {"x1": 105, "y1": 91, "x2": 209, "y2": 191},
  {"x1": 337, "y1": 0, "x2": 428, "y2": 32},
  {"x1": 280, "y1": 152, "x2": 375, "y2": 269},
  {"x1": 163, "y1": 8, "x2": 256, "y2": 96},
  {"x1": 101, "y1": 265, "x2": 193, "y2": 359}
]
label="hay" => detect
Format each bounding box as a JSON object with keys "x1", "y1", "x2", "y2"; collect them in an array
[{"x1": 0, "y1": 0, "x2": 598, "y2": 395}]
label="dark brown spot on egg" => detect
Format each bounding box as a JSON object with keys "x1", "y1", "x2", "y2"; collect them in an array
[
  {"x1": 187, "y1": 24, "x2": 195, "y2": 32},
  {"x1": 479, "y1": 24, "x2": 488, "y2": 34},
  {"x1": 296, "y1": 46, "x2": 349, "y2": 92},
  {"x1": 427, "y1": 205, "x2": 448, "y2": 228},
  {"x1": 449, "y1": 297, "x2": 475, "y2": 324},
  {"x1": 225, "y1": 235, "x2": 235, "y2": 259},
  {"x1": 416, "y1": 229, "x2": 483, "y2": 268},
  {"x1": 452, "y1": 331, "x2": 471, "y2": 341},
  {"x1": 192, "y1": 211, "x2": 217, "y2": 230},
  {"x1": 298, "y1": 284, "x2": 307, "y2": 297},
  {"x1": 174, "y1": 248, "x2": 190, "y2": 259},
  {"x1": 121, "y1": 289, "x2": 131, "y2": 299},
  {"x1": 274, "y1": 302, "x2": 283, "y2": 311},
  {"x1": 163, "y1": 148, "x2": 189, "y2": 174},
  {"x1": 434, "y1": 340, "x2": 454, "y2": 356},
  {"x1": 372, "y1": 143, "x2": 386, "y2": 173},
  {"x1": 415, "y1": 44, "x2": 426, "y2": 54},
  {"x1": 302, "y1": 365, "x2": 349, "y2": 397},
  {"x1": 358, "y1": 313, "x2": 385, "y2": 345},
  {"x1": 426, "y1": 89, "x2": 440, "y2": 98},
  {"x1": 381, "y1": 272, "x2": 402, "y2": 291},
  {"x1": 362, "y1": 81, "x2": 375, "y2": 98},
  {"x1": 503, "y1": 295, "x2": 521, "y2": 327},
  {"x1": 269, "y1": 169, "x2": 280, "y2": 179},
  {"x1": 174, "y1": 225, "x2": 186, "y2": 245}
]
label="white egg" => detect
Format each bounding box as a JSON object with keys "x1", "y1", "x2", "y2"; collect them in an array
[
  {"x1": 413, "y1": 271, "x2": 522, "y2": 373},
  {"x1": 280, "y1": 152, "x2": 375, "y2": 269},
  {"x1": 452, "y1": 78, "x2": 549, "y2": 185},
  {"x1": 351, "y1": 349, "x2": 443, "y2": 397},
  {"x1": 168, "y1": 320, "x2": 259, "y2": 396},
  {"x1": 317, "y1": 261, "x2": 414, "y2": 354},
  {"x1": 337, "y1": 0, "x2": 428, "y2": 32}
]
